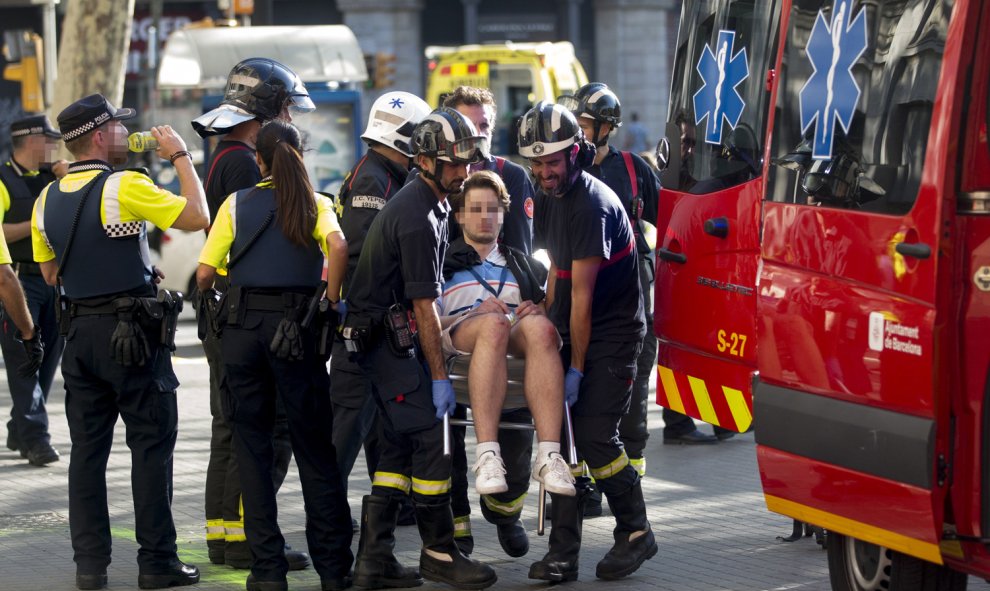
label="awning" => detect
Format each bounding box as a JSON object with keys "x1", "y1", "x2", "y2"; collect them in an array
[{"x1": 158, "y1": 25, "x2": 368, "y2": 89}]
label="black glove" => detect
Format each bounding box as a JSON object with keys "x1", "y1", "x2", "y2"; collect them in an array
[
  {"x1": 109, "y1": 319, "x2": 151, "y2": 367},
  {"x1": 16, "y1": 330, "x2": 44, "y2": 378},
  {"x1": 270, "y1": 318, "x2": 304, "y2": 361}
]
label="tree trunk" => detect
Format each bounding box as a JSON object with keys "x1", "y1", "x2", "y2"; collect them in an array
[{"x1": 50, "y1": 0, "x2": 135, "y2": 124}]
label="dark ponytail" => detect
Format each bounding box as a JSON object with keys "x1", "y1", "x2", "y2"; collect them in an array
[{"x1": 256, "y1": 120, "x2": 316, "y2": 247}]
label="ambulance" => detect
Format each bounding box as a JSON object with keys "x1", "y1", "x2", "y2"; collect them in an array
[
  {"x1": 425, "y1": 41, "x2": 587, "y2": 154},
  {"x1": 654, "y1": 1, "x2": 990, "y2": 588}
]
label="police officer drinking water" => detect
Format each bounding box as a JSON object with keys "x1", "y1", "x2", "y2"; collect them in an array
[{"x1": 31, "y1": 93, "x2": 209, "y2": 590}]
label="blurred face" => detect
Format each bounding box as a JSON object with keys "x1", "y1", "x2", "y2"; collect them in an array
[
  {"x1": 529, "y1": 151, "x2": 569, "y2": 196},
  {"x1": 456, "y1": 187, "x2": 503, "y2": 245},
  {"x1": 104, "y1": 120, "x2": 130, "y2": 165},
  {"x1": 43, "y1": 137, "x2": 59, "y2": 164}
]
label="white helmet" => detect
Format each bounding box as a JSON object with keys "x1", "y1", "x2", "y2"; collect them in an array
[{"x1": 362, "y1": 92, "x2": 432, "y2": 157}]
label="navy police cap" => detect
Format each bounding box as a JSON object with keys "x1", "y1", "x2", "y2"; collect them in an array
[
  {"x1": 10, "y1": 114, "x2": 60, "y2": 139},
  {"x1": 57, "y1": 93, "x2": 137, "y2": 142}
]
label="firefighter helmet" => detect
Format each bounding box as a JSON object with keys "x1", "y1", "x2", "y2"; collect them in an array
[
  {"x1": 361, "y1": 92, "x2": 432, "y2": 157},
  {"x1": 558, "y1": 82, "x2": 621, "y2": 146},
  {"x1": 517, "y1": 101, "x2": 596, "y2": 196},
  {"x1": 192, "y1": 58, "x2": 315, "y2": 138},
  {"x1": 410, "y1": 107, "x2": 489, "y2": 164}
]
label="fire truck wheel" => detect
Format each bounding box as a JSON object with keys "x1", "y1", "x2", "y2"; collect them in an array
[
  {"x1": 827, "y1": 532, "x2": 968, "y2": 591},
  {"x1": 827, "y1": 532, "x2": 892, "y2": 591}
]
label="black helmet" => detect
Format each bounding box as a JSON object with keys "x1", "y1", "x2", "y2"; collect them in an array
[
  {"x1": 192, "y1": 58, "x2": 314, "y2": 138},
  {"x1": 517, "y1": 101, "x2": 595, "y2": 196},
  {"x1": 410, "y1": 107, "x2": 489, "y2": 164},
  {"x1": 558, "y1": 82, "x2": 621, "y2": 147}
]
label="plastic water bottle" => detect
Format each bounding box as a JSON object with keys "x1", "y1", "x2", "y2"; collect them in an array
[{"x1": 127, "y1": 131, "x2": 159, "y2": 153}]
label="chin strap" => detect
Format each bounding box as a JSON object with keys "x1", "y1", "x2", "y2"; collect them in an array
[
  {"x1": 422, "y1": 159, "x2": 456, "y2": 195},
  {"x1": 592, "y1": 121, "x2": 609, "y2": 148}
]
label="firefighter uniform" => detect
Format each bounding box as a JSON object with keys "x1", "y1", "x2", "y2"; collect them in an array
[
  {"x1": 201, "y1": 140, "x2": 297, "y2": 567},
  {"x1": 586, "y1": 145, "x2": 660, "y2": 473},
  {"x1": 330, "y1": 149, "x2": 409, "y2": 484},
  {"x1": 31, "y1": 109, "x2": 193, "y2": 587},
  {"x1": 199, "y1": 180, "x2": 353, "y2": 586},
  {"x1": 346, "y1": 173, "x2": 496, "y2": 589},
  {"x1": 531, "y1": 170, "x2": 657, "y2": 581},
  {"x1": 0, "y1": 117, "x2": 63, "y2": 464}
]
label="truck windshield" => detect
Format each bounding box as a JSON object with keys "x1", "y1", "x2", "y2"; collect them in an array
[
  {"x1": 766, "y1": 0, "x2": 949, "y2": 215},
  {"x1": 665, "y1": 0, "x2": 780, "y2": 194}
]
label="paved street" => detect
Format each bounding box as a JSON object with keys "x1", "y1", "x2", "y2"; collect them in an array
[{"x1": 0, "y1": 314, "x2": 980, "y2": 591}]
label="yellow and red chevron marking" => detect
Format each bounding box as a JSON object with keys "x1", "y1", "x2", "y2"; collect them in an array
[{"x1": 657, "y1": 363, "x2": 752, "y2": 432}]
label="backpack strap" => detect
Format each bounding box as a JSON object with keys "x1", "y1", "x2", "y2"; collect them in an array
[
  {"x1": 495, "y1": 156, "x2": 506, "y2": 176},
  {"x1": 205, "y1": 144, "x2": 252, "y2": 193},
  {"x1": 621, "y1": 151, "x2": 638, "y2": 198}
]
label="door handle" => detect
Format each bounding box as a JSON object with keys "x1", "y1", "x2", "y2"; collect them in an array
[
  {"x1": 895, "y1": 242, "x2": 931, "y2": 259},
  {"x1": 656, "y1": 248, "x2": 687, "y2": 264},
  {"x1": 704, "y1": 217, "x2": 729, "y2": 238}
]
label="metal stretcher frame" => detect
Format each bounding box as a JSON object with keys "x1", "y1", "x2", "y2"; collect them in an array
[{"x1": 442, "y1": 354, "x2": 578, "y2": 535}]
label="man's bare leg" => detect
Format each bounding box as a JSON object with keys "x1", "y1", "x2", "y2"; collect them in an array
[
  {"x1": 450, "y1": 312, "x2": 510, "y2": 442},
  {"x1": 508, "y1": 315, "x2": 563, "y2": 442}
]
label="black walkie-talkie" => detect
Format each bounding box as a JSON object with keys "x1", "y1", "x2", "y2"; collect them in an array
[{"x1": 384, "y1": 294, "x2": 415, "y2": 357}]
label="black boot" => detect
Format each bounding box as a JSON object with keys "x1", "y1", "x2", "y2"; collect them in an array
[
  {"x1": 207, "y1": 539, "x2": 225, "y2": 565},
  {"x1": 495, "y1": 519, "x2": 529, "y2": 558},
  {"x1": 415, "y1": 501, "x2": 497, "y2": 590},
  {"x1": 596, "y1": 481, "x2": 657, "y2": 580},
  {"x1": 354, "y1": 495, "x2": 423, "y2": 589},
  {"x1": 528, "y1": 477, "x2": 590, "y2": 582}
]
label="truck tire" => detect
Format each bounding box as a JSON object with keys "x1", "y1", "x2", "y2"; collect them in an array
[{"x1": 827, "y1": 532, "x2": 968, "y2": 591}]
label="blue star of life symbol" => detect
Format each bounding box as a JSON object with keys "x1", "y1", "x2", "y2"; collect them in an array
[
  {"x1": 799, "y1": 0, "x2": 868, "y2": 160},
  {"x1": 389, "y1": 97, "x2": 404, "y2": 109},
  {"x1": 693, "y1": 29, "x2": 750, "y2": 146}
]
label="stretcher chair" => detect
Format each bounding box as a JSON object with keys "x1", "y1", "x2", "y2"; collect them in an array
[{"x1": 443, "y1": 354, "x2": 577, "y2": 535}]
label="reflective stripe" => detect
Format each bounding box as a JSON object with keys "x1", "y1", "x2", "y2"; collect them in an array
[
  {"x1": 453, "y1": 515, "x2": 472, "y2": 537},
  {"x1": 555, "y1": 239, "x2": 635, "y2": 279},
  {"x1": 206, "y1": 518, "x2": 225, "y2": 541},
  {"x1": 372, "y1": 471, "x2": 412, "y2": 494},
  {"x1": 482, "y1": 491, "x2": 527, "y2": 517},
  {"x1": 102, "y1": 172, "x2": 142, "y2": 238},
  {"x1": 224, "y1": 519, "x2": 246, "y2": 542},
  {"x1": 629, "y1": 457, "x2": 646, "y2": 477},
  {"x1": 229, "y1": 192, "x2": 238, "y2": 236},
  {"x1": 33, "y1": 195, "x2": 50, "y2": 251},
  {"x1": 411, "y1": 476, "x2": 451, "y2": 496},
  {"x1": 590, "y1": 451, "x2": 630, "y2": 480}
]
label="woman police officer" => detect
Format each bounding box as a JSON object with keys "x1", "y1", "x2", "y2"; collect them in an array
[{"x1": 196, "y1": 121, "x2": 352, "y2": 591}]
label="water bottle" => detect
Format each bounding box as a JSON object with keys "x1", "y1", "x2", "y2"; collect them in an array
[{"x1": 127, "y1": 131, "x2": 159, "y2": 153}]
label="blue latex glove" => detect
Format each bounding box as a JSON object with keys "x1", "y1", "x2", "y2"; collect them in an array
[
  {"x1": 564, "y1": 367, "x2": 583, "y2": 407},
  {"x1": 432, "y1": 379, "x2": 456, "y2": 419},
  {"x1": 334, "y1": 299, "x2": 348, "y2": 326}
]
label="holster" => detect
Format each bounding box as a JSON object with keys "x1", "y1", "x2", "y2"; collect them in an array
[
  {"x1": 56, "y1": 293, "x2": 71, "y2": 336},
  {"x1": 341, "y1": 315, "x2": 376, "y2": 354},
  {"x1": 316, "y1": 301, "x2": 339, "y2": 361},
  {"x1": 225, "y1": 285, "x2": 245, "y2": 328},
  {"x1": 156, "y1": 289, "x2": 183, "y2": 351}
]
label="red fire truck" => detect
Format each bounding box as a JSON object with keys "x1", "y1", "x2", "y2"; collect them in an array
[{"x1": 654, "y1": 0, "x2": 990, "y2": 588}]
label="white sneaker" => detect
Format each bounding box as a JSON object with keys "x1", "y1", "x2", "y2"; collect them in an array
[
  {"x1": 532, "y1": 452, "x2": 576, "y2": 496},
  {"x1": 473, "y1": 451, "x2": 508, "y2": 495}
]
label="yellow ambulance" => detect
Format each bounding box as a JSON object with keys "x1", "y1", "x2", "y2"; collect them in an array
[{"x1": 425, "y1": 41, "x2": 588, "y2": 154}]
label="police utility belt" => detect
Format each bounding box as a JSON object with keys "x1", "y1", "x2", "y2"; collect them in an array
[
  {"x1": 341, "y1": 302, "x2": 417, "y2": 359},
  {"x1": 202, "y1": 283, "x2": 338, "y2": 361},
  {"x1": 57, "y1": 290, "x2": 184, "y2": 367}
]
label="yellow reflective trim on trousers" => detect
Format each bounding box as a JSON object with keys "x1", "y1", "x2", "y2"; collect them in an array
[
  {"x1": 482, "y1": 492, "x2": 527, "y2": 516},
  {"x1": 453, "y1": 515, "x2": 472, "y2": 537},
  {"x1": 658, "y1": 364, "x2": 686, "y2": 414},
  {"x1": 723, "y1": 386, "x2": 753, "y2": 432},
  {"x1": 372, "y1": 471, "x2": 412, "y2": 494},
  {"x1": 206, "y1": 519, "x2": 225, "y2": 540},
  {"x1": 224, "y1": 519, "x2": 246, "y2": 542},
  {"x1": 411, "y1": 476, "x2": 451, "y2": 496},
  {"x1": 590, "y1": 451, "x2": 629, "y2": 480},
  {"x1": 629, "y1": 457, "x2": 646, "y2": 477}
]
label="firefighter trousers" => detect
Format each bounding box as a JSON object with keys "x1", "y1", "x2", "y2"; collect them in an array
[{"x1": 618, "y1": 256, "x2": 655, "y2": 471}]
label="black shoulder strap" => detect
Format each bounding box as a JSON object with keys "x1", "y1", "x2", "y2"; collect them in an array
[
  {"x1": 226, "y1": 205, "x2": 275, "y2": 271},
  {"x1": 55, "y1": 172, "x2": 110, "y2": 282}
]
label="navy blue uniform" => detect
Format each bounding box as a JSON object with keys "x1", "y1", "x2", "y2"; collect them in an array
[
  {"x1": 331, "y1": 150, "x2": 409, "y2": 484},
  {"x1": 200, "y1": 140, "x2": 292, "y2": 563},
  {"x1": 346, "y1": 175, "x2": 453, "y2": 502},
  {"x1": 534, "y1": 171, "x2": 645, "y2": 492},
  {"x1": 215, "y1": 185, "x2": 353, "y2": 584},
  {"x1": 0, "y1": 159, "x2": 63, "y2": 456},
  {"x1": 586, "y1": 147, "x2": 660, "y2": 466}
]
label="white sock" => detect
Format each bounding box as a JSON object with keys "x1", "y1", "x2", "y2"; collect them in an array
[
  {"x1": 476, "y1": 441, "x2": 501, "y2": 461},
  {"x1": 537, "y1": 441, "x2": 561, "y2": 463}
]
